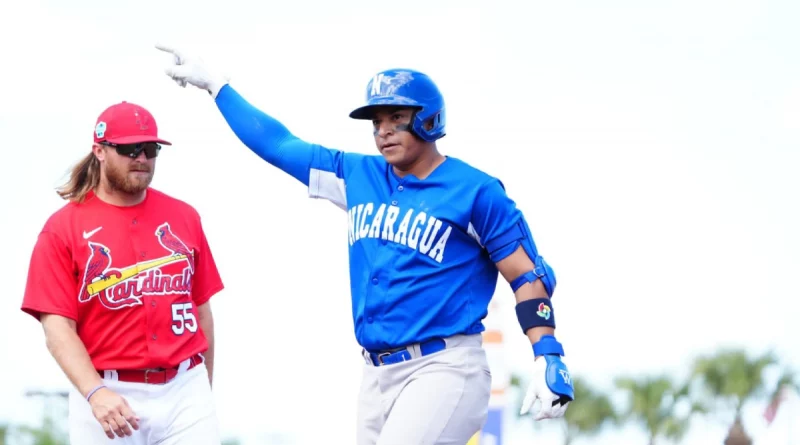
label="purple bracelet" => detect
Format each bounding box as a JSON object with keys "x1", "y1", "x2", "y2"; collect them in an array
[{"x1": 86, "y1": 384, "x2": 106, "y2": 401}]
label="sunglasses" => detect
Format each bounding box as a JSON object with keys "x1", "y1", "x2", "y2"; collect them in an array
[{"x1": 101, "y1": 142, "x2": 162, "y2": 159}]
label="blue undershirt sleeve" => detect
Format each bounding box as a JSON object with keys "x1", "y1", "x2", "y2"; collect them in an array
[
  {"x1": 214, "y1": 84, "x2": 315, "y2": 186},
  {"x1": 213, "y1": 84, "x2": 353, "y2": 211}
]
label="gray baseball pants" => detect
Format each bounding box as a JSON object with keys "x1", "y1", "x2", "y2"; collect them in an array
[{"x1": 356, "y1": 333, "x2": 492, "y2": 445}]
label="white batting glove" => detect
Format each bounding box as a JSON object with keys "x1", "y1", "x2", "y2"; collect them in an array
[
  {"x1": 154, "y1": 44, "x2": 229, "y2": 99},
  {"x1": 520, "y1": 355, "x2": 573, "y2": 420}
]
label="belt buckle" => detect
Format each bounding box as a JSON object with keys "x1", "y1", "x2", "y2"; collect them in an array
[
  {"x1": 144, "y1": 368, "x2": 165, "y2": 384},
  {"x1": 377, "y1": 352, "x2": 392, "y2": 365}
]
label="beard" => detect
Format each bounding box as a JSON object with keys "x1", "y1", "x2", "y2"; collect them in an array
[{"x1": 104, "y1": 161, "x2": 154, "y2": 194}]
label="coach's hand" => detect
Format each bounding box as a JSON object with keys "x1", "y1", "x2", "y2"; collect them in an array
[
  {"x1": 155, "y1": 44, "x2": 229, "y2": 99},
  {"x1": 520, "y1": 355, "x2": 574, "y2": 420},
  {"x1": 88, "y1": 387, "x2": 140, "y2": 439}
]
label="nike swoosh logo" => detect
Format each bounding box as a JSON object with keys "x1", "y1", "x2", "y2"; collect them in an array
[{"x1": 83, "y1": 227, "x2": 103, "y2": 239}]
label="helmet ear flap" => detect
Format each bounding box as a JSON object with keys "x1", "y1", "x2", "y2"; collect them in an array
[
  {"x1": 426, "y1": 111, "x2": 444, "y2": 131},
  {"x1": 411, "y1": 109, "x2": 446, "y2": 142}
]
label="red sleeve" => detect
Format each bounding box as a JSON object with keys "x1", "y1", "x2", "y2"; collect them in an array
[
  {"x1": 191, "y1": 219, "x2": 224, "y2": 306},
  {"x1": 21, "y1": 230, "x2": 79, "y2": 321}
]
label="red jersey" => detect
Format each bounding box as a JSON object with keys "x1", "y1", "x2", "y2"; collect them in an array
[{"x1": 21, "y1": 188, "x2": 224, "y2": 371}]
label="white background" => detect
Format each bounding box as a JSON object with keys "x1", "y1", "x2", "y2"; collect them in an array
[{"x1": 0, "y1": 0, "x2": 798, "y2": 443}]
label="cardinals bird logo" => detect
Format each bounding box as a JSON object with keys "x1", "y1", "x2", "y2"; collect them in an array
[
  {"x1": 155, "y1": 222, "x2": 194, "y2": 272},
  {"x1": 78, "y1": 222, "x2": 196, "y2": 310},
  {"x1": 78, "y1": 242, "x2": 124, "y2": 306}
]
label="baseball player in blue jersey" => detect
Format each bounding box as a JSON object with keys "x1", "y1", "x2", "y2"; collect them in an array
[{"x1": 156, "y1": 44, "x2": 574, "y2": 445}]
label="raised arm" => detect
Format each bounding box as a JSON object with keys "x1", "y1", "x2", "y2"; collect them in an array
[
  {"x1": 213, "y1": 84, "x2": 315, "y2": 185},
  {"x1": 156, "y1": 44, "x2": 319, "y2": 187},
  {"x1": 156, "y1": 44, "x2": 361, "y2": 212}
]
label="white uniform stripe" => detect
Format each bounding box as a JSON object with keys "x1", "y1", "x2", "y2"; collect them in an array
[{"x1": 309, "y1": 168, "x2": 347, "y2": 210}]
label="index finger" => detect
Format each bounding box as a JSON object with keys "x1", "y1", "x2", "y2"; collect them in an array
[
  {"x1": 154, "y1": 43, "x2": 182, "y2": 59},
  {"x1": 520, "y1": 389, "x2": 536, "y2": 415}
]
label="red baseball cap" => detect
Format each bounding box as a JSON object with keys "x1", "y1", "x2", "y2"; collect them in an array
[{"x1": 93, "y1": 101, "x2": 172, "y2": 145}]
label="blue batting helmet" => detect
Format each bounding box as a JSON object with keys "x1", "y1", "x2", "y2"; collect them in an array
[{"x1": 349, "y1": 69, "x2": 446, "y2": 142}]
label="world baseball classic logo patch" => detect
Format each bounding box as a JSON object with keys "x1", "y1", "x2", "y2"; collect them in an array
[{"x1": 536, "y1": 302, "x2": 551, "y2": 320}]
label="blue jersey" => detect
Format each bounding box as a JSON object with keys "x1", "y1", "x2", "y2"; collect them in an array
[{"x1": 216, "y1": 85, "x2": 544, "y2": 351}]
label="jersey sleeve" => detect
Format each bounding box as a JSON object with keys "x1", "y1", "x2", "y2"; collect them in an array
[
  {"x1": 21, "y1": 230, "x2": 79, "y2": 321},
  {"x1": 470, "y1": 178, "x2": 532, "y2": 263},
  {"x1": 307, "y1": 145, "x2": 352, "y2": 210},
  {"x1": 215, "y1": 84, "x2": 355, "y2": 210},
  {"x1": 191, "y1": 218, "x2": 224, "y2": 307}
]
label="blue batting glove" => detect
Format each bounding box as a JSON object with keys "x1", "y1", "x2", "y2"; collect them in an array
[{"x1": 521, "y1": 337, "x2": 574, "y2": 420}]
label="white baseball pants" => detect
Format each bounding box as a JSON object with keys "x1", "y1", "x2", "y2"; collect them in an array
[{"x1": 67, "y1": 362, "x2": 221, "y2": 445}]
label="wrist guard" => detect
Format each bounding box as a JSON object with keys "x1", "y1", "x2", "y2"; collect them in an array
[{"x1": 515, "y1": 298, "x2": 556, "y2": 334}]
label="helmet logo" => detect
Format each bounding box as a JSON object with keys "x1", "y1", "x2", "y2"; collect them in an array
[
  {"x1": 369, "y1": 71, "x2": 414, "y2": 98},
  {"x1": 370, "y1": 74, "x2": 385, "y2": 96}
]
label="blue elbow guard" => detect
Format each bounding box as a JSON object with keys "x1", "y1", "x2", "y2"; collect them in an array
[
  {"x1": 509, "y1": 255, "x2": 556, "y2": 297},
  {"x1": 487, "y1": 222, "x2": 557, "y2": 297},
  {"x1": 534, "y1": 335, "x2": 574, "y2": 401}
]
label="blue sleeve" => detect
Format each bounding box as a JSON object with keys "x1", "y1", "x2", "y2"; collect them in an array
[
  {"x1": 471, "y1": 178, "x2": 537, "y2": 263},
  {"x1": 214, "y1": 84, "x2": 351, "y2": 210},
  {"x1": 472, "y1": 178, "x2": 557, "y2": 296}
]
